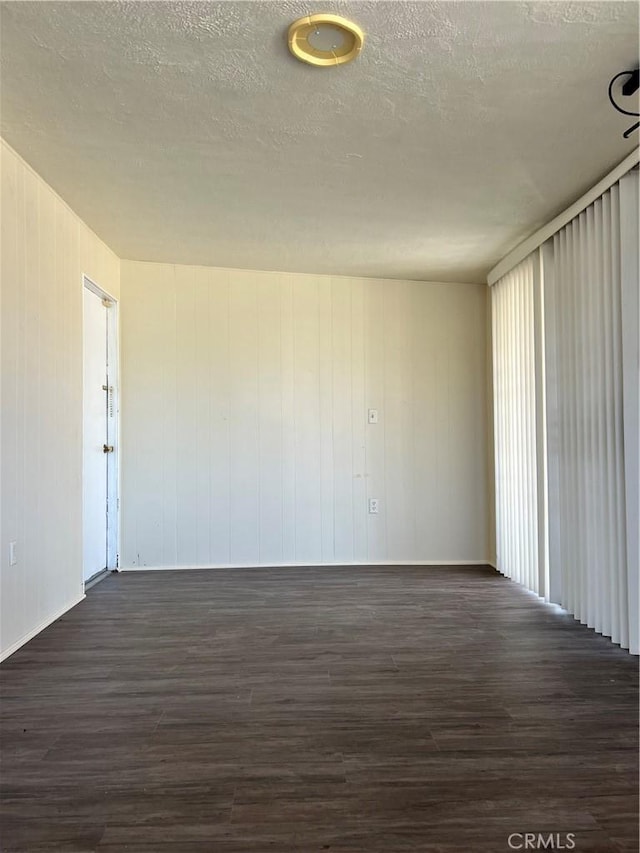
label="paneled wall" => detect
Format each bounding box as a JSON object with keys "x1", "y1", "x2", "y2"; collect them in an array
[
  {"x1": 120, "y1": 261, "x2": 490, "y2": 568},
  {"x1": 0, "y1": 140, "x2": 120, "y2": 659}
]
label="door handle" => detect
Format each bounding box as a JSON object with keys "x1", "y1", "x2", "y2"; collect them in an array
[{"x1": 103, "y1": 444, "x2": 114, "y2": 453}]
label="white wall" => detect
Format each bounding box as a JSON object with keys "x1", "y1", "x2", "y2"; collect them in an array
[
  {"x1": 1, "y1": 139, "x2": 120, "y2": 660},
  {"x1": 120, "y1": 261, "x2": 490, "y2": 568}
]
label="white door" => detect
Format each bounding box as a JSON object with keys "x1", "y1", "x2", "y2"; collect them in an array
[{"x1": 83, "y1": 287, "x2": 112, "y2": 582}]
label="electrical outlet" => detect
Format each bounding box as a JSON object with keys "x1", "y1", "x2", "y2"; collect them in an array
[
  {"x1": 368, "y1": 409, "x2": 379, "y2": 424},
  {"x1": 368, "y1": 498, "x2": 379, "y2": 514},
  {"x1": 9, "y1": 541, "x2": 17, "y2": 566}
]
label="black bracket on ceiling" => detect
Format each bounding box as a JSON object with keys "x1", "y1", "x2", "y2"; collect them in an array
[{"x1": 608, "y1": 69, "x2": 640, "y2": 138}]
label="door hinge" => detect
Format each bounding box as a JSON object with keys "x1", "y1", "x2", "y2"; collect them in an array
[{"x1": 102, "y1": 384, "x2": 115, "y2": 417}]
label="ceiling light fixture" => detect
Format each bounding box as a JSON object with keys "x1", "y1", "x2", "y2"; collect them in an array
[{"x1": 288, "y1": 14, "x2": 364, "y2": 67}]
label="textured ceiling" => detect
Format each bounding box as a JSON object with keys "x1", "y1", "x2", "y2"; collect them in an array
[{"x1": 1, "y1": 1, "x2": 637, "y2": 282}]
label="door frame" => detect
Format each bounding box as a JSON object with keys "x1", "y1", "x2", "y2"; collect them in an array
[{"x1": 82, "y1": 274, "x2": 120, "y2": 581}]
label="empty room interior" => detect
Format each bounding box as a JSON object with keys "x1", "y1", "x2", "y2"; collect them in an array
[{"x1": 0, "y1": 1, "x2": 639, "y2": 851}]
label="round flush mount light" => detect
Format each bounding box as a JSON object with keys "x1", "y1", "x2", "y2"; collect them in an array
[{"x1": 288, "y1": 14, "x2": 364, "y2": 67}]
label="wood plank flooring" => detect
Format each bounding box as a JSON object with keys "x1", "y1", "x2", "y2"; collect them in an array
[{"x1": 1, "y1": 566, "x2": 638, "y2": 852}]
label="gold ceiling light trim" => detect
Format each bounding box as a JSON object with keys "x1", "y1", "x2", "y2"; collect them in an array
[{"x1": 288, "y1": 14, "x2": 364, "y2": 67}]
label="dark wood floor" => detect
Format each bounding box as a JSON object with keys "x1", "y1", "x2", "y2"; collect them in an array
[{"x1": 0, "y1": 566, "x2": 638, "y2": 853}]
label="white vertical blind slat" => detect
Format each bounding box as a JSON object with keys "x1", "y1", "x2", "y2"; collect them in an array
[
  {"x1": 610, "y1": 187, "x2": 628, "y2": 649},
  {"x1": 589, "y1": 200, "x2": 603, "y2": 635},
  {"x1": 588, "y1": 204, "x2": 597, "y2": 629}
]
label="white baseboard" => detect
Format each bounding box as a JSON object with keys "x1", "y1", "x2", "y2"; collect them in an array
[
  {"x1": 120, "y1": 560, "x2": 493, "y2": 572},
  {"x1": 0, "y1": 594, "x2": 86, "y2": 663}
]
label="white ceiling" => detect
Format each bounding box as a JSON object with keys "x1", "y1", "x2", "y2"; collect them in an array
[{"x1": 1, "y1": 1, "x2": 637, "y2": 283}]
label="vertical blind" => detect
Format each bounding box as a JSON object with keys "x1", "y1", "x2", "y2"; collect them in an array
[
  {"x1": 619, "y1": 171, "x2": 639, "y2": 656},
  {"x1": 545, "y1": 183, "x2": 628, "y2": 648},
  {"x1": 492, "y1": 169, "x2": 638, "y2": 654},
  {"x1": 492, "y1": 256, "x2": 543, "y2": 594}
]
